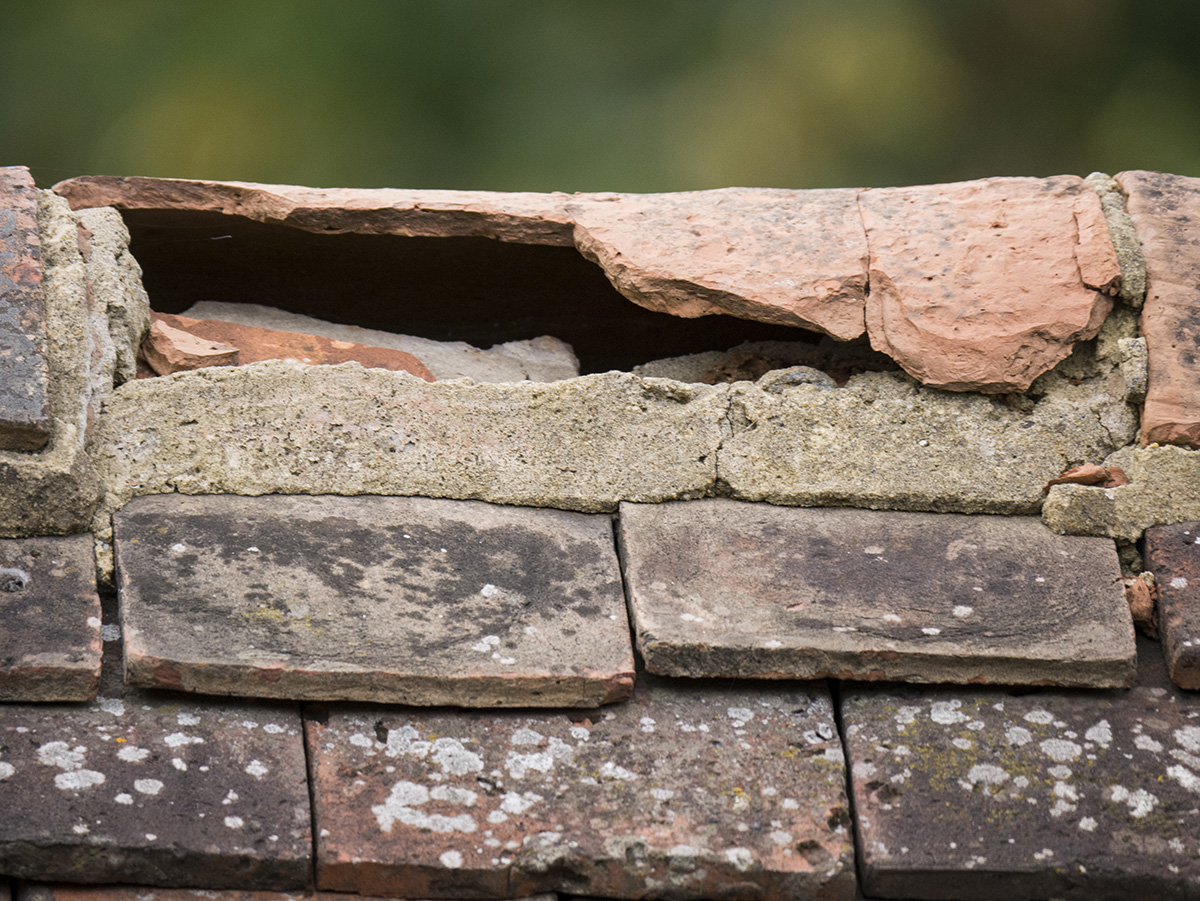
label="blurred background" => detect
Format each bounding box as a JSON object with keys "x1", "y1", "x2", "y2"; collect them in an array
[{"x1": 3, "y1": 0, "x2": 1199, "y2": 193}]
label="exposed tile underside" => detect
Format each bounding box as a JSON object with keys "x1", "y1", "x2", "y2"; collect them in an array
[
  {"x1": 618, "y1": 500, "x2": 1135, "y2": 687},
  {"x1": 1146, "y1": 521, "x2": 1200, "y2": 690},
  {"x1": 0, "y1": 166, "x2": 51, "y2": 451},
  {"x1": 306, "y1": 676, "x2": 855, "y2": 900},
  {"x1": 0, "y1": 534, "x2": 101, "y2": 702},
  {"x1": 842, "y1": 638, "x2": 1200, "y2": 900},
  {"x1": 115, "y1": 494, "x2": 635, "y2": 706}
]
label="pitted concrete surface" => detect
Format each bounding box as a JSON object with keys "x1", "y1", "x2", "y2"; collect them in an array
[
  {"x1": 115, "y1": 494, "x2": 634, "y2": 707},
  {"x1": 306, "y1": 676, "x2": 854, "y2": 899},
  {"x1": 619, "y1": 500, "x2": 1135, "y2": 687}
]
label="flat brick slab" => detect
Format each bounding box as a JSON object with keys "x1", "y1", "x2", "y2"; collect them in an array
[
  {"x1": 841, "y1": 637, "x2": 1200, "y2": 900},
  {"x1": 618, "y1": 500, "x2": 1135, "y2": 687},
  {"x1": 0, "y1": 534, "x2": 101, "y2": 702},
  {"x1": 115, "y1": 494, "x2": 634, "y2": 706},
  {"x1": 16, "y1": 889, "x2": 553, "y2": 901},
  {"x1": 0, "y1": 651, "x2": 311, "y2": 887},
  {"x1": 1116, "y1": 170, "x2": 1200, "y2": 449},
  {"x1": 0, "y1": 166, "x2": 51, "y2": 451},
  {"x1": 306, "y1": 677, "x2": 855, "y2": 899},
  {"x1": 859, "y1": 176, "x2": 1118, "y2": 393},
  {"x1": 1146, "y1": 521, "x2": 1200, "y2": 689}
]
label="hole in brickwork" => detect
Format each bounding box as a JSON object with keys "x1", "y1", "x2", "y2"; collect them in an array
[{"x1": 123, "y1": 209, "x2": 889, "y2": 377}]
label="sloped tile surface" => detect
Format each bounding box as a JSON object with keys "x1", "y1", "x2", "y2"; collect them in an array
[
  {"x1": 618, "y1": 500, "x2": 1135, "y2": 687},
  {"x1": 841, "y1": 638, "x2": 1200, "y2": 900},
  {"x1": 115, "y1": 494, "x2": 634, "y2": 706},
  {"x1": 1116, "y1": 170, "x2": 1200, "y2": 449},
  {"x1": 0, "y1": 166, "x2": 51, "y2": 451},
  {"x1": 0, "y1": 644, "x2": 311, "y2": 888},
  {"x1": 1146, "y1": 521, "x2": 1200, "y2": 689},
  {"x1": 0, "y1": 535, "x2": 101, "y2": 701},
  {"x1": 306, "y1": 677, "x2": 855, "y2": 899}
]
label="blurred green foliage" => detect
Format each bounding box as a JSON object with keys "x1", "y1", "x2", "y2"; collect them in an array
[{"x1": 3, "y1": 0, "x2": 1199, "y2": 191}]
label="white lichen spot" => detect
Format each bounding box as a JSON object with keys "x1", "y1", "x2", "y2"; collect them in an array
[
  {"x1": 0, "y1": 762, "x2": 13, "y2": 780},
  {"x1": 507, "y1": 751, "x2": 554, "y2": 779},
  {"x1": 1033, "y1": 848, "x2": 1054, "y2": 861},
  {"x1": 1040, "y1": 739, "x2": 1082, "y2": 762},
  {"x1": 922, "y1": 627, "x2": 942, "y2": 636},
  {"x1": 431, "y1": 737, "x2": 484, "y2": 775},
  {"x1": 55, "y1": 770, "x2": 105, "y2": 790},
  {"x1": 1048, "y1": 765, "x2": 1072, "y2": 780},
  {"x1": 262, "y1": 723, "x2": 286, "y2": 734},
  {"x1": 432, "y1": 784, "x2": 479, "y2": 807},
  {"x1": 930, "y1": 700, "x2": 969, "y2": 725},
  {"x1": 175, "y1": 712, "x2": 200, "y2": 726},
  {"x1": 1170, "y1": 837, "x2": 1186, "y2": 853},
  {"x1": 952, "y1": 738, "x2": 973, "y2": 750},
  {"x1": 471, "y1": 635, "x2": 502, "y2": 652},
  {"x1": 725, "y1": 847, "x2": 754, "y2": 872},
  {"x1": 1175, "y1": 725, "x2": 1200, "y2": 754},
  {"x1": 1110, "y1": 785, "x2": 1159, "y2": 818},
  {"x1": 881, "y1": 613, "x2": 902, "y2": 624},
  {"x1": 101, "y1": 623, "x2": 121, "y2": 642},
  {"x1": 569, "y1": 726, "x2": 590, "y2": 742},
  {"x1": 223, "y1": 789, "x2": 239, "y2": 804},
  {"x1": 349, "y1": 733, "x2": 374, "y2": 748},
  {"x1": 481, "y1": 584, "x2": 500, "y2": 597},
  {"x1": 510, "y1": 728, "x2": 544, "y2": 746},
  {"x1": 86, "y1": 616, "x2": 102, "y2": 629},
  {"x1": 164, "y1": 732, "x2": 204, "y2": 748},
  {"x1": 1167, "y1": 764, "x2": 1200, "y2": 794},
  {"x1": 1135, "y1": 734, "x2": 1164, "y2": 753},
  {"x1": 117, "y1": 745, "x2": 151, "y2": 763},
  {"x1": 172, "y1": 758, "x2": 187, "y2": 771},
  {"x1": 853, "y1": 762, "x2": 877, "y2": 780},
  {"x1": 1085, "y1": 720, "x2": 1112, "y2": 747},
  {"x1": 781, "y1": 798, "x2": 800, "y2": 810},
  {"x1": 372, "y1": 780, "x2": 478, "y2": 834},
  {"x1": 1171, "y1": 577, "x2": 1190, "y2": 589},
  {"x1": 38, "y1": 741, "x2": 86, "y2": 770},
  {"x1": 115, "y1": 792, "x2": 133, "y2": 805},
  {"x1": 1023, "y1": 710, "x2": 1055, "y2": 725},
  {"x1": 499, "y1": 791, "x2": 541, "y2": 814},
  {"x1": 99, "y1": 697, "x2": 125, "y2": 717},
  {"x1": 135, "y1": 778, "x2": 164, "y2": 795},
  {"x1": 440, "y1": 850, "x2": 463, "y2": 869},
  {"x1": 171, "y1": 543, "x2": 187, "y2": 552},
  {"x1": 1012, "y1": 775, "x2": 1030, "y2": 789},
  {"x1": 640, "y1": 717, "x2": 657, "y2": 733},
  {"x1": 952, "y1": 606, "x2": 973, "y2": 618},
  {"x1": 1079, "y1": 816, "x2": 1097, "y2": 831},
  {"x1": 245, "y1": 759, "x2": 269, "y2": 778},
  {"x1": 600, "y1": 761, "x2": 638, "y2": 781},
  {"x1": 895, "y1": 706, "x2": 921, "y2": 726},
  {"x1": 964, "y1": 764, "x2": 1009, "y2": 791},
  {"x1": 72, "y1": 824, "x2": 89, "y2": 835},
  {"x1": 770, "y1": 830, "x2": 792, "y2": 846},
  {"x1": 224, "y1": 816, "x2": 244, "y2": 829}
]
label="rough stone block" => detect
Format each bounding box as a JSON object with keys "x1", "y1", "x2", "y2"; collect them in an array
[
  {"x1": 841, "y1": 637, "x2": 1200, "y2": 900},
  {"x1": 115, "y1": 494, "x2": 634, "y2": 706},
  {"x1": 149, "y1": 312, "x2": 436, "y2": 380},
  {"x1": 860, "y1": 176, "x2": 1118, "y2": 393},
  {"x1": 0, "y1": 649, "x2": 311, "y2": 888},
  {"x1": 0, "y1": 166, "x2": 52, "y2": 451},
  {"x1": 571, "y1": 187, "x2": 869, "y2": 340},
  {"x1": 0, "y1": 534, "x2": 101, "y2": 701},
  {"x1": 1115, "y1": 170, "x2": 1200, "y2": 448},
  {"x1": 182, "y1": 301, "x2": 580, "y2": 383},
  {"x1": 306, "y1": 677, "x2": 855, "y2": 899},
  {"x1": 618, "y1": 500, "x2": 1135, "y2": 688},
  {"x1": 1145, "y1": 521, "x2": 1200, "y2": 689}
]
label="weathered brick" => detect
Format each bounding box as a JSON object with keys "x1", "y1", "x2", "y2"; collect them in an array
[
  {"x1": 0, "y1": 534, "x2": 101, "y2": 702},
  {"x1": 115, "y1": 494, "x2": 634, "y2": 706},
  {"x1": 860, "y1": 176, "x2": 1118, "y2": 393},
  {"x1": 1115, "y1": 170, "x2": 1200, "y2": 449},
  {"x1": 618, "y1": 500, "x2": 1135, "y2": 687},
  {"x1": 841, "y1": 637, "x2": 1200, "y2": 900},
  {"x1": 1145, "y1": 521, "x2": 1200, "y2": 689},
  {"x1": 0, "y1": 166, "x2": 51, "y2": 451},
  {"x1": 14, "y1": 889, "x2": 553, "y2": 901},
  {"x1": 0, "y1": 644, "x2": 311, "y2": 888},
  {"x1": 306, "y1": 677, "x2": 855, "y2": 899}
]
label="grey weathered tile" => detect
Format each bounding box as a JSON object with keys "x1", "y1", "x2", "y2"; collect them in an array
[
  {"x1": 0, "y1": 642, "x2": 311, "y2": 888},
  {"x1": 618, "y1": 500, "x2": 1135, "y2": 687},
  {"x1": 115, "y1": 494, "x2": 634, "y2": 707},
  {"x1": 306, "y1": 677, "x2": 855, "y2": 899},
  {"x1": 841, "y1": 637, "x2": 1200, "y2": 900},
  {"x1": 1146, "y1": 521, "x2": 1200, "y2": 689},
  {"x1": 0, "y1": 534, "x2": 101, "y2": 701},
  {"x1": 0, "y1": 166, "x2": 51, "y2": 451}
]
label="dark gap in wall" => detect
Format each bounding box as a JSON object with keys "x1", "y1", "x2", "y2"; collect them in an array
[{"x1": 121, "y1": 209, "x2": 863, "y2": 375}]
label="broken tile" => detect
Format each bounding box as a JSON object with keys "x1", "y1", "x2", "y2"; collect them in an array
[
  {"x1": 841, "y1": 637, "x2": 1200, "y2": 900},
  {"x1": 306, "y1": 677, "x2": 855, "y2": 899},
  {"x1": 141, "y1": 316, "x2": 240, "y2": 374},
  {"x1": 618, "y1": 500, "x2": 1135, "y2": 687},
  {"x1": 859, "y1": 176, "x2": 1118, "y2": 393},
  {"x1": 0, "y1": 166, "x2": 52, "y2": 451},
  {"x1": 115, "y1": 494, "x2": 634, "y2": 707},
  {"x1": 570, "y1": 188, "x2": 869, "y2": 340},
  {"x1": 0, "y1": 535, "x2": 101, "y2": 702},
  {"x1": 0, "y1": 643, "x2": 311, "y2": 888},
  {"x1": 1145, "y1": 521, "x2": 1200, "y2": 689},
  {"x1": 148, "y1": 312, "x2": 436, "y2": 381},
  {"x1": 1115, "y1": 170, "x2": 1200, "y2": 449}
]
